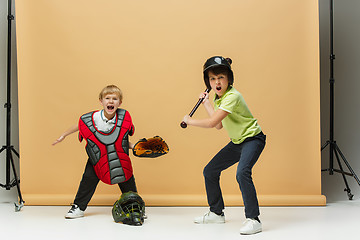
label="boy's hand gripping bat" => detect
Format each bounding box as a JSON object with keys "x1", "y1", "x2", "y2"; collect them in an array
[{"x1": 180, "y1": 89, "x2": 210, "y2": 128}]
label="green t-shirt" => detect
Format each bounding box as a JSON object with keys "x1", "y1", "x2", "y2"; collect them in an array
[{"x1": 214, "y1": 86, "x2": 262, "y2": 144}]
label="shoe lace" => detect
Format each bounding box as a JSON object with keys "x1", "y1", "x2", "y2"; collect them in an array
[
  {"x1": 69, "y1": 204, "x2": 78, "y2": 213},
  {"x1": 243, "y1": 218, "x2": 253, "y2": 225},
  {"x1": 243, "y1": 218, "x2": 260, "y2": 227},
  {"x1": 199, "y1": 211, "x2": 210, "y2": 221}
]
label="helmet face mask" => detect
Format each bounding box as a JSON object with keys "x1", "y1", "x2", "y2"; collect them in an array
[
  {"x1": 203, "y1": 56, "x2": 233, "y2": 90},
  {"x1": 112, "y1": 191, "x2": 145, "y2": 226}
]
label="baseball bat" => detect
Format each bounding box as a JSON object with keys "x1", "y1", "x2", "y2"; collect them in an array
[{"x1": 180, "y1": 89, "x2": 211, "y2": 128}]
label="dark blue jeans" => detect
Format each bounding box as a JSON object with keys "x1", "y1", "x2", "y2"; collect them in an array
[{"x1": 203, "y1": 132, "x2": 266, "y2": 219}]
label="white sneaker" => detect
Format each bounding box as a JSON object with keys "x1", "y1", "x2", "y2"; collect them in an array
[
  {"x1": 239, "y1": 218, "x2": 262, "y2": 235},
  {"x1": 65, "y1": 204, "x2": 84, "y2": 219},
  {"x1": 194, "y1": 211, "x2": 225, "y2": 224}
]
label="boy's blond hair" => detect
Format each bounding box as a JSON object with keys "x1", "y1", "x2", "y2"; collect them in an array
[{"x1": 99, "y1": 85, "x2": 123, "y2": 102}]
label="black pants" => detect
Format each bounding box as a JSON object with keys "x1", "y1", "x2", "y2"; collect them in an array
[
  {"x1": 203, "y1": 132, "x2": 266, "y2": 218},
  {"x1": 73, "y1": 160, "x2": 137, "y2": 211}
]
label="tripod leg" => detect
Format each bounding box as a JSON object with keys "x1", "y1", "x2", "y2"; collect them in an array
[
  {"x1": 321, "y1": 140, "x2": 330, "y2": 151},
  {"x1": 0, "y1": 146, "x2": 6, "y2": 153},
  {"x1": 9, "y1": 151, "x2": 25, "y2": 211},
  {"x1": 334, "y1": 144, "x2": 360, "y2": 185},
  {"x1": 334, "y1": 148, "x2": 354, "y2": 200},
  {"x1": 0, "y1": 147, "x2": 7, "y2": 189},
  {"x1": 321, "y1": 140, "x2": 332, "y2": 173},
  {"x1": 14, "y1": 201, "x2": 24, "y2": 212},
  {"x1": 11, "y1": 146, "x2": 19, "y2": 158}
]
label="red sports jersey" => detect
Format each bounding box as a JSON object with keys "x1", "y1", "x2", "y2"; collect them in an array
[{"x1": 78, "y1": 109, "x2": 135, "y2": 185}]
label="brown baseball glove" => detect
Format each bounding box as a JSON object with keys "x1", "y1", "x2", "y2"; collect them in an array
[{"x1": 132, "y1": 136, "x2": 169, "y2": 158}]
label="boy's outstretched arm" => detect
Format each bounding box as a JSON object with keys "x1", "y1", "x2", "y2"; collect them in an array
[{"x1": 52, "y1": 124, "x2": 79, "y2": 146}]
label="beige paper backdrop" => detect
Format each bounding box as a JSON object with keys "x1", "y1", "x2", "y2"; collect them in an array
[{"x1": 16, "y1": 0, "x2": 325, "y2": 206}]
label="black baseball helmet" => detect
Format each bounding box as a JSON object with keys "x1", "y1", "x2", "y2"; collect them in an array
[
  {"x1": 112, "y1": 191, "x2": 145, "y2": 226},
  {"x1": 203, "y1": 56, "x2": 233, "y2": 90}
]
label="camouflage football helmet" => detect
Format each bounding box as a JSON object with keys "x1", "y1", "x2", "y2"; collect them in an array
[{"x1": 112, "y1": 191, "x2": 145, "y2": 226}]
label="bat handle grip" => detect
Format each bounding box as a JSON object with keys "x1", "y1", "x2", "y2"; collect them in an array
[{"x1": 180, "y1": 121, "x2": 187, "y2": 128}]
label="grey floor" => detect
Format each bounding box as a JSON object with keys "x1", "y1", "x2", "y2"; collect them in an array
[{"x1": 1, "y1": 199, "x2": 359, "y2": 240}]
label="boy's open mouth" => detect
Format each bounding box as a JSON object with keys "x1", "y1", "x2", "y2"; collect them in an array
[
  {"x1": 216, "y1": 86, "x2": 222, "y2": 91},
  {"x1": 107, "y1": 106, "x2": 115, "y2": 110}
]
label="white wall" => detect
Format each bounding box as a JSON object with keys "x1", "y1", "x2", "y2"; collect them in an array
[
  {"x1": 320, "y1": 0, "x2": 360, "y2": 202},
  {"x1": 1, "y1": 0, "x2": 360, "y2": 204},
  {"x1": 0, "y1": 0, "x2": 19, "y2": 203}
]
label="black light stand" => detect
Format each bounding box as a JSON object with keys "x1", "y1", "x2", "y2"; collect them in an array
[
  {"x1": 0, "y1": 0, "x2": 24, "y2": 211},
  {"x1": 321, "y1": 0, "x2": 360, "y2": 200}
]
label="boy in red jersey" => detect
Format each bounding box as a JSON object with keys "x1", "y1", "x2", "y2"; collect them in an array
[{"x1": 53, "y1": 85, "x2": 137, "y2": 219}]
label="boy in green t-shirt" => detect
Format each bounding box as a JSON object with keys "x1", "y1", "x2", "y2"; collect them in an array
[{"x1": 182, "y1": 56, "x2": 266, "y2": 235}]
